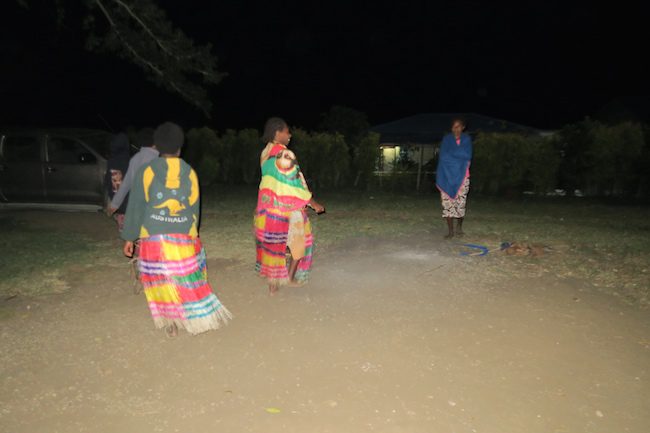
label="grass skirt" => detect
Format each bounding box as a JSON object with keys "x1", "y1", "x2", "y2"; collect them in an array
[
  {"x1": 254, "y1": 208, "x2": 313, "y2": 285},
  {"x1": 138, "y1": 234, "x2": 232, "y2": 335}
]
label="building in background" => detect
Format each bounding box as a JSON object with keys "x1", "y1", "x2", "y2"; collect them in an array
[{"x1": 370, "y1": 112, "x2": 552, "y2": 190}]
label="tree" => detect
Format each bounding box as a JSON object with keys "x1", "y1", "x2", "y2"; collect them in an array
[
  {"x1": 319, "y1": 106, "x2": 374, "y2": 187},
  {"x1": 319, "y1": 106, "x2": 370, "y2": 147},
  {"x1": 185, "y1": 127, "x2": 220, "y2": 185},
  {"x1": 588, "y1": 121, "x2": 645, "y2": 196},
  {"x1": 17, "y1": 0, "x2": 225, "y2": 116},
  {"x1": 353, "y1": 132, "x2": 380, "y2": 189}
]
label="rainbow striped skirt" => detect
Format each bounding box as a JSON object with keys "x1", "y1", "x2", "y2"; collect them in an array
[
  {"x1": 254, "y1": 208, "x2": 313, "y2": 285},
  {"x1": 138, "y1": 234, "x2": 232, "y2": 335}
]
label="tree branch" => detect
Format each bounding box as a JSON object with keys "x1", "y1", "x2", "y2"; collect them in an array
[
  {"x1": 109, "y1": 0, "x2": 219, "y2": 82},
  {"x1": 109, "y1": 0, "x2": 173, "y2": 57},
  {"x1": 93, "y1": 0, "x2": 162, "y2": 75},
  {"x1": 91, "y1": 0, "x2": 216, "y2": 116}
]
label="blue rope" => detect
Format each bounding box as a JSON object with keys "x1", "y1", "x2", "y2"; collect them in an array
[{"x1": 460, "y1": 242, "x2": 511, "y2": 256}]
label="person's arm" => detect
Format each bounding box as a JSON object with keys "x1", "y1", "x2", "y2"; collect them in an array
[
  {"x1": 110, "y1": 154, "x2": 140, "y2": 211},
  {"x1": 121, "y1": 165, "x2": 148, "y2": 243},
  {"x1": 308, "y1": 197, "x2": 325, "y2": 214},
  {"x1": 103, "y1": 168, "x2": 115, "y2": 216},
  {"x1": 103, "y1": 167, "x2": 113, "y2": 198},
  {"x1": 188, "y1": 168, "x2": 201, "y2": 232},
  {"x1": 123, "y1": 241, "x2": 135, "y2": 258}
]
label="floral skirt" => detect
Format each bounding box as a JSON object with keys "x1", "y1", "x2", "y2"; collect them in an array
[{"x1": 441, "y1": 177, "x2": 470, "y2": 218}]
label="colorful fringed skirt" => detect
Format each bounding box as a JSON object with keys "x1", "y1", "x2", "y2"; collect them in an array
[
  {"x1": 138, "y1": 234, "x2": 232, "y2": 335},
  {"x1": 254, "y1": 207, "x2": 313, "y2": 285}
]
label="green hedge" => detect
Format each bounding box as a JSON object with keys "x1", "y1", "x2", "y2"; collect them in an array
[
  {"x1": 183, "y1": 127, "x2": 380, "y2": 190},
  {"x1": 556, "y1": 120, "x2": 647, "y2": 197},
  {"x1": 471, "y1": 132, "x2": 560, "y2": 195},
  {"x1": 183, "y1": 120, "x2": 648, "y2": 198}
]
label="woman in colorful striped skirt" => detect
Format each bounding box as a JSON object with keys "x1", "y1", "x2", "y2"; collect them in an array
[
  {"x1": 122, "y1": 122, "x2": 231, "y2": 336},
  {"x1": 254, "y1": 117, "x2": 325, "y2": 295}
]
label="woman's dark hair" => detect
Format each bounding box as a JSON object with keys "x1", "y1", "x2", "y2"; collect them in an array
[
  {"x1": 451, "y1": 116, "x2": 467, "y2": 128},
  {"x1": 262, "y1": 117, "x2": 288, "y2": 143}
]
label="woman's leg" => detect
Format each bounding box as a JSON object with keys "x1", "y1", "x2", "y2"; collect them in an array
[
  {"x1": 286, "y1": 210, "x2": 307, "y2": 284},
  {"x1": 441, "y1": 190, "x2": 455, "y2": 239},
  {"x1": 288, "y1": 256, "x2": 301, "y2": 282},
  {"x1": 455, "y1": 178, "x2": 469, "y2": 237},
  {"x1": 445, "y1": 217, "x2": 454, "y2": 239},
  {"x1": 256, "y1": 209, "x2": 291, "y2": 295}
]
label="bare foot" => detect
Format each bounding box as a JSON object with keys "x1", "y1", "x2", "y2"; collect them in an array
[
  {"x1": 287, "y1": 279, "x2": 306, "y2": 287},
  {"x1": 456, "y1": 230, "x2": 464, "y2": 237},
  {"x1": 444, "y1": 233, "x2": 454, "y2": 239},
  {"x1": 269, "y1": 284, "x2": 279, "y2": 296},
  {"x1": 165, "y1": 323, "x2": 178, "y2": 338}
]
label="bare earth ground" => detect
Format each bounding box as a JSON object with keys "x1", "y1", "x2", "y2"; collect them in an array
[{"x1": 1, "y1": 211, "x2": 649, "y2": 433}]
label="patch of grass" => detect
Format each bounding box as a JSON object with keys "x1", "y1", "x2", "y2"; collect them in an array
[
  {"x1": 198, "y1": 187, "x2": 436, "y2": 261},
  {"x1": 3, "y1": 188, "x2": 648, "y2": 306},
  {"x1": 0, "y1": 215, "x2": 98, "y2": 298},
  {"x1": 199, "y1": 187, "x2": 257, "y2": 262},
  {"x1": 463, "y1": 196, "x2": 650, "y2": 305},
  {"x1": 199, "y1": 187, "x2": 649, "y2": 306}
]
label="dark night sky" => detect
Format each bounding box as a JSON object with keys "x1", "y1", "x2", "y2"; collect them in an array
[{"x1": 1, "y1": 1, "x2": 649, "y2": 132}]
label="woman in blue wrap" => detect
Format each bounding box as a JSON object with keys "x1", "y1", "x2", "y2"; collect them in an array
[{"x1": 435, "y1": 117, "x2": 473, "y2": 239}]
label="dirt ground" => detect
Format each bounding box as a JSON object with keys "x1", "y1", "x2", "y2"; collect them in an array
[{"x1": 1, "y1": 211, "x2": 649, "y2": 433}]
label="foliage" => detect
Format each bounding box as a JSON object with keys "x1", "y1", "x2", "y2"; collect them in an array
[
  {"x1": 290, "y1": 130, "x2": 350, "y2": 190},
  {"x1": 183, "y1": 119, "x2": 648, "y2": 198},
  {"x1": 353, "y1": 132, "x2": 381, "y2": 189},
  {"x1": 315, "y1": 132, "x2": 350, "y2": 188},
  {"x1": 555, "y1": 119, "x2": 595, "y2": 195},
  {"x1": 394, "y1": 146, "x2": 417, "y2": 171},
  {"x1": 638, "y1": 124, "x2": 650, "y2": 197},
  {"x1": 233, "y1": 129, "x2": 262, "y2": 185},
  {"x1": 527, "y1": 136, "x2": 561, "y2": 194},
  {"x1": 584, "y1": 121, "x2": 645, "y2": 196},
  {"x1": 288, "y1": 128, "x2": 315, "y2": 185},
  {"x1": 471, "y1": 132, "x2": 560, "y2": 195},
  {"x1": 185, "y1": 127, "x2": 220, "y2": 185},
  {"x1": 556, "y1": 119, "x2": 646, "y2": 196},
  {"x1": 319, "y1": 106, "x2": 375, "y2": 187},
  {"x1": 214, "y1": 129, "x2": 237, "y2": 184},
  {"x1": 18, "y1": 0, "x2": 225, "y2": 116},
  {"x1": 185, "y1": 127, "x2": 261, "y2": 186},
  {"x1": 319, "y1": 106, "x2": 370, "y2": 147}
]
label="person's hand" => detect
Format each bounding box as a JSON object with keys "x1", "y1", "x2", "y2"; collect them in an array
[
  {"x1": 310, "y1": 200, "x2": 325, "y2": 214},
  {"x1": 123, "y1": 241, "x2": 134, "y2": 258},
  {"x1": 107, "y1": 206, "x2": 117, "y2": 216}
]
